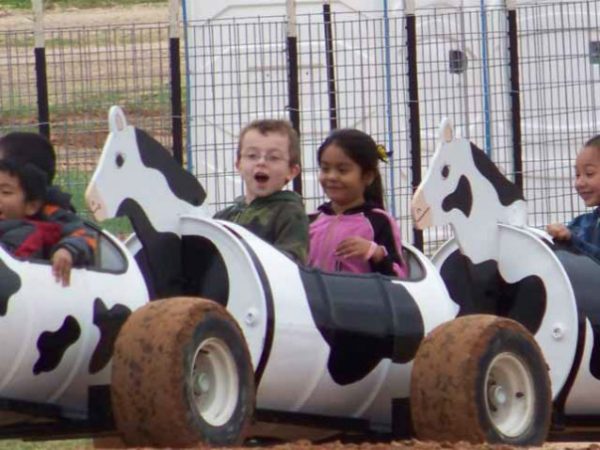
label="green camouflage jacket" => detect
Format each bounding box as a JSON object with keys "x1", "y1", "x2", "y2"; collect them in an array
[{"x1": 213, "y1": 190, "x2": 309, "y2": 264}]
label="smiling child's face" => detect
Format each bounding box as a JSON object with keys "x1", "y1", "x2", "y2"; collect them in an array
[
  {"x1": 0, "y1": 170, "x2": 39, "y2": 220},
  {"x1": 575, "y1": 145, "x2": 600, "y2": 208},
  {"x1": 318, "y1": 144, "x2": 373, "y2": 214},
  {"x1": 236, "y1": 129, "x2": 300, "y2": 204}
]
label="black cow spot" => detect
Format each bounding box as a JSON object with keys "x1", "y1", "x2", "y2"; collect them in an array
[
  {"x1": 117, "y1": 198, "x2": 184, "y2": 300},
  {"x1": 34, "y1": 316, "x2": 81, "y2": 375},
  {"x1": 442, "y1": 175, "x2": 472, "y2": 218},
  {"x1": 0, "y1": 259, "x2": 21, "y2": 316},
  {"x1": 589, "y1": 324, "x2": 600, "y2": 379},
  {"x1": 440, "y1": 250, "x2": 546, "y2": 334},
  {"x1": 470, "y1": 143, "x2": 524, "y2": 206},
  {"x1": 89, "y1": 298, "x2": 132, "y2": 374},
  {"x1": 181, "y1": 235, "x2": 229, "y2": 306},
  {"x1": 135, "y1": 128, "x2": 206, "y2": 207},
  {"x1": 301, "y1": 268, "x2": 424, "y2": 385}
]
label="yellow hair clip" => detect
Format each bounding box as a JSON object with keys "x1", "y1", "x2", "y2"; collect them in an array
[{"x1": 376, "y1": 144, "x2": 389, "y2": 163}]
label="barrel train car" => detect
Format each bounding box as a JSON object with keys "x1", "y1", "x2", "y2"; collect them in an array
[{"x1": 0, "y1": 110, "x2": 594, "y2": 448}]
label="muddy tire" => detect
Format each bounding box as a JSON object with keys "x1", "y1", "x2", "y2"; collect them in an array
[
  {"x1": 410, "y1": 314, "x2": 551, "y2": 446},
  {"x1": 111, "y1": 297, "x2": 255, "y2": 447}
]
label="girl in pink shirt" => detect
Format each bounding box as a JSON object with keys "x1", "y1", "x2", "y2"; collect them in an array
[{"x1": 308, "y1": 129, "x2": 407, "y2": 278}]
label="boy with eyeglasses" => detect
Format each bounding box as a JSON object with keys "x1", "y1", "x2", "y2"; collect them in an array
[{"x1": 214, "y1": 119, "x2": 309, "y2": 263}]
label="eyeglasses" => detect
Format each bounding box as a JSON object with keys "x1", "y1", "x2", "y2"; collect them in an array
[{"x1": 240, "y1": 152, "x2": 289, "y2": 164}]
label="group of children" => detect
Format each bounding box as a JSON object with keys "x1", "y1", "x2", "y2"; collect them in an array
[
  {"x1": 2, "y1": 123, "x2": 599, "y2": 287},
  {"x1": 220, "y1": 119, "x2": 600, "y2": 275},
  {"x1": 215, "y1": 119, "x2": 407, "y2": 277},
  {"x1": 0, "y1": 119, "x2": 404, "y2": 291}
]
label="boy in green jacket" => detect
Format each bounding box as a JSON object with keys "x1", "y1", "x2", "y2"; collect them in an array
[{"x1": 214, "y1": 119, "x2": 309, "y2": 264}]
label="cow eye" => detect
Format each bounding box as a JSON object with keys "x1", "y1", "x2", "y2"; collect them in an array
[
  {"x1": 441, "y1": 164, "x2": 450, "y2": 179},
  {"x1": 116, "y1": 153, "x2": 125, "y2": 168}
]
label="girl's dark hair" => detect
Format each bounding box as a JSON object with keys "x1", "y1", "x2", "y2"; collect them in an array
[
  {"x1": 317, "y1": 128, "x2": 385, "y2": 209},
  {"x1": 0, "y1": 132, "x2": 56, "y2": 184},
  {"x1": 584, "y1": 134, "x2": 600, "y2": 150},
  {"x1": 0, "y1": 159, "x2": 48, "y2": 204}
]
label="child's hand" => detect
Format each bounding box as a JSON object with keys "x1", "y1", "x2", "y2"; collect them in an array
[
  {"x1": 546, "y1": 223, "x2": 572, "y2": 241},
  {"x1": 336, "y1": 237, "x2": 383, "y2": 262},
  {"x1": 52, "y1": 248, "x2": 73, "y2": 287}
]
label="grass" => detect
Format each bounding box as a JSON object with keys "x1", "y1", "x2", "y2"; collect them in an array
[
  {"x1": 55, "y1": 170, "x2": 133, "y2": 237},
  {"x1": 0, "y1": 0, "x2": 166, "y2": 9},
  {"x1": 0, "y1": 86, "x2": 170, "y2": 124},
  {"x1": 0, "y1": 439, "x2": 91, "y2": 449}
]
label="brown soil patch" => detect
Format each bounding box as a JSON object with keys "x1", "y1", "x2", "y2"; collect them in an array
[
  {"x1": 91, "y1": 436, "x2": 600, "y2": 450},
  {"x1": 0, "y1": 3, "x2": 169, "y2": 30}
]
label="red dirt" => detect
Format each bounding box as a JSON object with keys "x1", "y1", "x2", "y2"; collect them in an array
[{"x1": 92, "y1": 436, "x2": 600, "y2": 450}]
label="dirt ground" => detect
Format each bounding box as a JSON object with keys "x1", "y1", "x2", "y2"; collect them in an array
[
  {"x1": 91, "y1": 435, "x2": 600, "y2": 450},
  {"x1": 1, "y1": 3, "x2": 600, "y2": 450},
  {"x1": 243, "y1": 441, "x2": 599, "y2": 450},
  {"x1": 0, "y1": 3, "x2": 170, "y2": 30}
]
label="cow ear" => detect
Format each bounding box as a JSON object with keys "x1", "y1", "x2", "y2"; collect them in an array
[
  {"x1": 108, "y1": 106, "x2": 127, "y2": 133},
  {"x1": 438, "y1": 118, "x2": 454, "y2": 143}
]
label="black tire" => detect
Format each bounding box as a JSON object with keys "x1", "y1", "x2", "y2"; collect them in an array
[
  {"x1": 111, "y1": 297, "x2": 255, "y2": 447},
  {"x1": 410, "y1": 314, "x2": 551, "y2": 446}
]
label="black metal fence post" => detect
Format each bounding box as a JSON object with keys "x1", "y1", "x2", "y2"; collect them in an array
[
  {"x1": 286, "y1": 0, "x2": 302, "y2": 195},
  {"x1": 169, "y1": 0, "x2": 183, "y2": 165},
  {"x1": 406, "y1": 3, "x2": 423, "y2": 251},
  {"x1": 323, "y1": 1, "x2": 338, "y2": 131},
  {"x1": 507, "y1": 3, "x2": 523, "y2": 190},
  {"x1": 33, "y1": 0, "x2": 50, "y2": 139}
]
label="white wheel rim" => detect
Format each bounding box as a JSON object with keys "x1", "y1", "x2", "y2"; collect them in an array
[
  {"x1": 484, "y1": 352, "x2": 535, "y2": 438},
  {"x1": 191, "y1": 337, "x2": 239, "y2": 426}
]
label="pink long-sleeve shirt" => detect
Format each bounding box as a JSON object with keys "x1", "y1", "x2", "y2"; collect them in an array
[{"x1": 308, "y1": 202, "x2": 407, "y2": 278}]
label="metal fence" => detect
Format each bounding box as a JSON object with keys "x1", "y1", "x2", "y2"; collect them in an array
[
  {"x1": 0, "y1": 1, "x2": 599, "y2": 254},
  {"x1": 186, "y1": 1, "x2": 600, "y2": 253},
  {"x1": 0, "y1": 19, "x2": 174, "y2": 233}
]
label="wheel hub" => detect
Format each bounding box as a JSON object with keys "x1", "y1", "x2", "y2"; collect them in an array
[
  {"x1": 484, "y1": 352, "x2": 535, "y2": 438},
  {"x1": 489, "y1": 384, "x2": 507, "y2": 406},
  {"x1": 191, "y1": 337, "x2": 240, "y2": 427},
  {"x1": 195, "y1": 372, "x2": 211, "y2": 394}
]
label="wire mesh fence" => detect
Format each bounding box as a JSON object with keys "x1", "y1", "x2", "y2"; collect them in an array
[
  {"x1": 0, "y1": 30, "x2": 38, "y2": 132},
  {"x1": 186, "y1": 1, "x2": 600, "y2": 255},
  {"x1": 410, "y1": 6, "x2": 515, "y2": 252},
  {"x1": 518, "y1": 1, "x2": 600, "y2": 229},
  {"x1": 0, "y1": 1, "x2": 599, "y2": 254},
  {"x1": 0, "y1": 20, "x2": 174, "y2": 233}
]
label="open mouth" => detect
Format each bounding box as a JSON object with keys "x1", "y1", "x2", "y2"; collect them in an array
[{"x1": 254, "y1": 173, "x2": 269, "y2": 183}]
